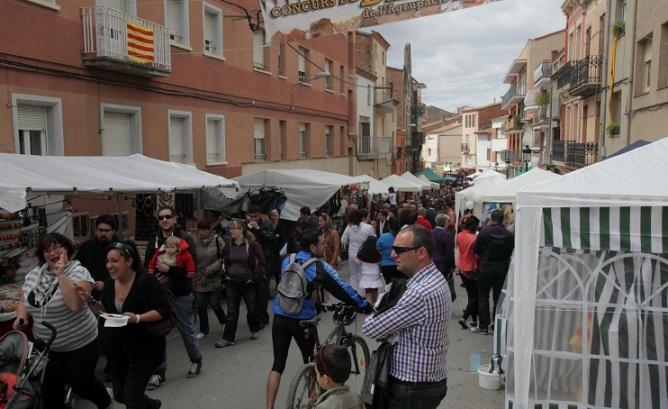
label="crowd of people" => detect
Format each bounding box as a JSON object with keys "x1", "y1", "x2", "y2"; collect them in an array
[{"x1": 9, "y1": 179, "x2": 516, "y2": 409}]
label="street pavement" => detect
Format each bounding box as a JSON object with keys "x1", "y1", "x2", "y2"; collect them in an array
[{"x1": 81, "y1": 262, "x2": 505, "y2": 409}]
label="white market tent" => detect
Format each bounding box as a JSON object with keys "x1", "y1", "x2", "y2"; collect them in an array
[
  {"x1": 0, "y1": 153, "x2": 238, "y2": 212},
  {"x1": 400, "y1": 171, "x2": 432, "y2": 190},
  {"x1": 418, "y1": 174, "x2": 440, "y2": 189},
  {"x1": 234, "y1": 169, "x2": 362, "y2": 221},
  {"x1": 506, "y1": 137, "x2": 668, "y2": 409},
  {"x1": 470, "y1": 168, "x2": 506, "y2": 185},
  {"x1": 348, "y1": 174, "x2": 390, "y2": 196},
  {"x1": 480, "y1": 168, "x2": 560, "y2": 204},
  {"x1": 381, "y1": 174, "x2": 423, "y2": 193},
  {"x1": 454, "y1": 176, "x2": 506, "y2": 220}
]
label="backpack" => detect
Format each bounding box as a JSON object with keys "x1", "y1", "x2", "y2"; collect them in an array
[{"x1": 277, "y1": 254, "x2": 318, "y2": 315}]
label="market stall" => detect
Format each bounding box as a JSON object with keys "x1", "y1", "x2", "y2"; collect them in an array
[
  {"x1": 505, "y1": 138, "x2": 668, "y2": 409},
  {"x1": 400, "y1": 171, "x2": 433, "y2": 190},
  {"x1": 234, "y1": 169, "x2": 365, "y2": 221},
  {"x1": 380, "y1": 174, "x2": 423, "y2": 193}
]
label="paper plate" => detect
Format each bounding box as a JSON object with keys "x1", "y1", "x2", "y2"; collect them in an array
[{"x1": 100, "y1": 313, "x2": 129, "y2": 328}]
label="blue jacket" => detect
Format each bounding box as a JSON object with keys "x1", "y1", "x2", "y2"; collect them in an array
[{"x1": 272, "y1": 250, "x2": 369, "y2": 320}]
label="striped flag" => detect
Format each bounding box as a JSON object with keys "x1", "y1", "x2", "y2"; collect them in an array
[{"x1": 127, "y1": 21, "x2": 154, "y2": 64}]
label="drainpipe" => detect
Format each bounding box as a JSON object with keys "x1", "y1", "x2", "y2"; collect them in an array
[
  {"x1": 600, "y1": 0, "x2": 611, "y2": 158},
  {"x1": 624, "y1": 0, "x2": 638, "y2": 146}
]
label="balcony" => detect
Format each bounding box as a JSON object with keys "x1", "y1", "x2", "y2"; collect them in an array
[
  {"x1": 523, "y1": 89, "x2": 540, "y2": 113},
  {"x1": 569, "y1": 55, "x2": 602, "y2": 98},
  {"x1": 533, "y1": 106, "x2": 550, "y2": 129},
  {"x1": 501, "y1": 81, "x2": 526, "y2": 110},
  {"x1": 553, "y1": 63, "x2": 573, "y2": 90},
  {"x1": 551, "y1": 140, "x2": 598, "y2": 169},
  {"x1": 357, "y1": 136, "x2": 394, "y2": 160},
  {"x1": 81, "y1": 6, "x2": 171, "y2": 77},
  {"x1": 534, "y1": 60, "x2": 552, "y2": 89},
  {"x1": 461, "y1": 143, "x2": 470, "y2": 153},
  {"x1": 505, "y1": 115, "x2": 524, "y2": 134}
]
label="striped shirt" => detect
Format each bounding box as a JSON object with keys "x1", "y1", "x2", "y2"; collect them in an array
[
  {"x1": 23, "y1": 260, "x2": 98, "y2": 352},
  {"x1": 363, "y1": 263, "x2": 451, "y2": 382}
]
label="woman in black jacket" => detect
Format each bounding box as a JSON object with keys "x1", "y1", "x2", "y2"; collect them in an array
[{"x1": 100, "y1": 241, "x2": 170, "y2": 409}]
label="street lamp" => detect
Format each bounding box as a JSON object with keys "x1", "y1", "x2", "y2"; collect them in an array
[
  {"x1": 290, "y1": 71, "x2": 331, "y2": 110},
  {"x1": 522, "y1": 144, "x2": 532, "y2": 172},
  {"x1": 502, "y1": 150, "x2": 512, "y2": 178}
]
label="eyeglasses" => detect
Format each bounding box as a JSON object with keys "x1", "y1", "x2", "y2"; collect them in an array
[
  {"x1": 392, "y1": 246, "x2": 420, "y2": 254},
  {"x1": 110, "y1": 242, "x2": 133, "y2": 258},
  {"x1": 158, "y1": 215, "x2": 174, "y2": 221}
]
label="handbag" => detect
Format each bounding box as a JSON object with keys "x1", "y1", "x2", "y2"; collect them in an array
[
  {"x1": 145, "y1": 286, "x2": 177, "y2": 338},
  {"x1": 361, "y1": 341, "x2": 393, "y2": 408}
]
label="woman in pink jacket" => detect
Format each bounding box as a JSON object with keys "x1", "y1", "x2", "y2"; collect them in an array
[{"x1": 456, "y1": 215, "x2": 480, "y2": 329}]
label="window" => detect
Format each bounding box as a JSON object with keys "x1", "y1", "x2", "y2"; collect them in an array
[
  {"x1": 168, "y1": 110, "x2": 193, "y2": 163},
  {"x1": 299, "y1": 123, "x2": 309, "y2": 159},
  {"x1": 165, "y1": 0, "x2": 189, "y2": 46},
  {"x1": 324, "y1": 59, "x2": 333, "y2": 90},
  {"x1": 637, "y1": 36, "x2": 653, "y2": 94},
  {"x1": 359, "y1": 117, "x2": 371, "y2": 154},
  {"x1": 616, "y1": 0, "x2": 626, "y2": 24},
  {"x1": 279, "y1": 120, "x2": 287, "y2": 160},
  {"x1": 205, "y1": 114, "x2": 225, "y2": 163},
  {"x1": 101, "y1": 104, "x2": 141, "y2": 156},
  {"x1": 254, "y1": 118, "x2": 267, "y2": 161},
  {"x1": 12, "y1": 94, "x2": 64, "y2": 156},
  {"x1": 97, "y1": 0, "x2": 135, "y2": 13},
  {"x1": 278, "y1": 43, "x2": 286, "y2": 76},
  {"x1": 660, "y1": 23, "x2": 668, "y2": 88},
  {"x1": 298, "y1": 47, "x2": 309, "y2": 82},
  {"x1": 339, "y1": 126, "x2": 345, "y2": 157},
  {"x1": 339, "y1": 65, "x2": 345, "y2": 93},
  {"x1": 367, "y1": 85, "x2": 372, "y2": 106},
  {"x1": 325, "y1": 125, "x2": 333, "y2": 156},
  {"x1": 253, "y1": 30, "x2": 267, "y2": 70},
  {"x1": 203, "y1": 3, "x2": 223, "y2": 58}
]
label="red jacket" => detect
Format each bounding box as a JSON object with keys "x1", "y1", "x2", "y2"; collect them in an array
[
  {"x1": 147, "y1": 238, "x2": 196, "y2": 277},
  {"x1": 416, "y1": 215, "x2": 433, "y2": 230}
]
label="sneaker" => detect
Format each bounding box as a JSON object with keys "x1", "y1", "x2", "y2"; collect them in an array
[
  {"x1": 187, "y1": 361, "x2": 202, "y2": 378},
  {"x1": 196, "y1": 332, "x2": 208, "y2": 340},
  {"x1": 250, "y1": 332, "x2": 259, "y2": 340},
  {"x1": 470, "y1": 321, "x2": 478, "y2": 328},
  {"x1": 470, "y1": 326, "x2": 490, "y2": 335},
  {"x1": 214, "y1": 339, "x2": 235, "y2": 348},
  {"x1": 458, "y1": 319, "x2": 468, "y2": 330},
  {"x1": 146, "y1": 374, "x2": 166, "y2": 390}
]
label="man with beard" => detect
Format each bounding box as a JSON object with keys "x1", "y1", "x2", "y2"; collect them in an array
[
  {"x1": 76, "y1": 214, "x2": 120, "y2": 297},
  {"x1": 75, "y1": 213, "x2": 120, "y2": 382}
]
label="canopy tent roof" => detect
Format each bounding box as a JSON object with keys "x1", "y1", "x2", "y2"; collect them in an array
[
  {"x1": 604, "y1": 139, "x2": 650, "y2": 159},
  {"x1": 0, "y1": 153, "x2": 238, "y2": 213},
  {"x1": 480, "y1": 168, "x2": 560, "y2": 204},
  {"x1": 380, "y1": 174, "x2": 423, "y2": 193},
  {"x1": 234, "y1": 169, "x2": 362, "y2": 221},
  {"x1": 400, "y1": 172, "x2": 432, "y2": 190},
  {"x1": 469, "y1": 168, "x2": 506, "y2": 185},
  {"x1": 418, "y1": 175, "x2": 440, "y2": 189},
  {"x1": 348, "y1": 175, "x2": 390, "y2": 196},
  {"x1": 507, "y1": 137, "x2": 668, "y2": 409},
  {"x1": 416, "y1": 167, "x2": 443, "y2": 183}
]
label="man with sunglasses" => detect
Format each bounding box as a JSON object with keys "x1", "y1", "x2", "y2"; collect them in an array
[
  {"x1": 144, "y1": 206, "x2": 203, "y2": 389},
  {"x1": 363, "y1": 225, "x2": 451, "y2": 409}
]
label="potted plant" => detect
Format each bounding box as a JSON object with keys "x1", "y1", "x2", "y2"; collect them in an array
[
  {"x1": 612, "y1": 21, "x2": 625, "y2": 38},
  {"x1": 537, "y1": 93, "x2": 550, "y2": 107},
  {"x1": 607, "y1": 122, "x2": 620, "y2": 136}
]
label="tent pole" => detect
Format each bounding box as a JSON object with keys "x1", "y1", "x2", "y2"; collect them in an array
[{"x1": 115, "y1": 193, "x2": 124, "y2": 238}]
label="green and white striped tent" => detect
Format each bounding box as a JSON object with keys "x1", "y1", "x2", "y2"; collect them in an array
[{"x1": 505, "y1": 138, "x2": 668, "y2": 409}]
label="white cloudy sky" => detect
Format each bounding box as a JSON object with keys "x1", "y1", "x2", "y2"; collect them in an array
[{"x1": 372, "y1": 0, "x2": 566, "y2": 112}]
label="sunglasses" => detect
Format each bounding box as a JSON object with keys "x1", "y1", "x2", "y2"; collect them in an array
[
  {"x1": 109, "y1": 242, "x2": 134, "y2": 258},
  {"x1": 158, "y1": 215, "x2": 174, "y2": 221},
  {"x1": 392, "y1": 246, "x2": 420, "y2": 254}
]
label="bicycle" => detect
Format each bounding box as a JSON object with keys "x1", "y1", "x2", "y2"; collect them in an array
[{"x1": 286, "y1": 303, "x2": 370, "y2": 409}]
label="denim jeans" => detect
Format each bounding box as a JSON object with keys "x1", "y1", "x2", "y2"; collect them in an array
[
  {"x1": 222, "y1": 280, "x2": 260, "y2": 342},
  {"x1": 173, "y1": 293, "x2": 203, "y2": 363},
  {"x1": 384, "y1": 378, "x2": 447, "y2": 409},
  {"x1": 112, "y1": 361, "x2": 161, "y2": 409},
  {"x1": 193, "y1": 290, "x2": 227, "y2": 335}
]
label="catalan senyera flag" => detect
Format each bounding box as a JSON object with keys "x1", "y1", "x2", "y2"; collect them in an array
[{"x1": 127, "y1": 21, "x2": 154, "y2": 64}]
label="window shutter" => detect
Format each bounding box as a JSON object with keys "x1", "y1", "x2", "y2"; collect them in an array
[
  {"x1": 170, "y1": 117, "x2": 185, "y2": 162},
  {"x1": 102, "y1": 112, "x2": 131, "y2": 156},
  {"x1": 96, "y1": 0, "x2": 125, "y2": 12},
  {"x1": 254, "y1": 118, "x2": 265, "y2": 157},
  {"x1": 17, "y1": 105, "x2": 47, "y2": 130},
  {"x1": 204, "y1": 12, "x2": 216, "y2": 51},
  {"x1": 166, "y1": 0, "x2": 179, "y2": 38},
  {"x1": 253, "y1": 32, "x2": 265, "y2": 68}
]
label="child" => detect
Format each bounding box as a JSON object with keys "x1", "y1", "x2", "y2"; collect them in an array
[
  {"x1": 313, "y1": 344, "x2": 363, "y2": 409},
  {"x1": 147, "y1": 236, "x2": 196, "y2": 286}
]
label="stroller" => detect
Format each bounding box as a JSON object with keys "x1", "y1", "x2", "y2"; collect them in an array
[{"x1": 0, "y1": 321, "x2": 56, "y2": 409}]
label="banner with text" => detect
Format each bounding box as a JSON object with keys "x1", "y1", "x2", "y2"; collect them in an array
[{"x1": 261, "y1": 0, "x2": 502, "y2": 43}]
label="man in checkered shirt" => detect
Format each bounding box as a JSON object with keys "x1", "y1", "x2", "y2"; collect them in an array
[{"x1": 363, "y1": 225, "x2": 451, "y2": 409}]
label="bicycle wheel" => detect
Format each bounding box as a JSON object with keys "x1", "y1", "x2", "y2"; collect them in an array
[
  {"x1": 343, "y1": 335, "x2": 370, "y2": 396},
  {"x1": 286, "y1": 363, "x2": 319, "y2": 409}
]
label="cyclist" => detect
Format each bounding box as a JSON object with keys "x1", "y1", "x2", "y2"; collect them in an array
[{"x1": 265, "y1": 229, "x2": 372, "y2": 409}]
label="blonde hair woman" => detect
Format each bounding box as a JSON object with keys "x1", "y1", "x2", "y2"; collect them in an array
[{"x1": 317, "y1": 213, "x2": 340, "y2": 268}]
